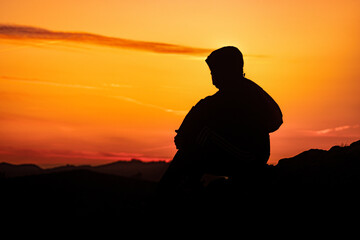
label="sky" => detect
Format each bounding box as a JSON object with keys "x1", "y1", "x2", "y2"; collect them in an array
[{"x1": 0, "y1": 0, "x2": 359, "y2": 167}]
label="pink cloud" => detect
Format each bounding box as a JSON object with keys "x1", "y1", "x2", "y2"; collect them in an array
[{"x1": 0, "y1": 147, "x2": 170, "y2": 164}]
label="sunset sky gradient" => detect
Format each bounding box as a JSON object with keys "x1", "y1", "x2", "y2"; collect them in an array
[{"x1": 1, "y1": 0, "x2": 359, "y2": 167}]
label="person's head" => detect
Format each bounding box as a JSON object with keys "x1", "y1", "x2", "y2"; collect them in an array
[{"x1": 205, "y1": 46, "x2": 244, "y2": 89}]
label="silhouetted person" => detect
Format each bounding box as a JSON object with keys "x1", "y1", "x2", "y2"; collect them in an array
[{"x1": 158, "y1": 46, "x2": 283, "y2": 197}]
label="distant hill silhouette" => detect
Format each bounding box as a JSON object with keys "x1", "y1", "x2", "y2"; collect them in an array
[
  {"x1": 277, "y1": 139, "x2": 360, "y2": 172},
  {"x1": 0, "y1": 162, "x2": 43, "y2": 178},
  {"x1": 1, "y1": 139, "x2": 359, "y2": 218},
  {"x1": 93, "y1": 159, "x2": 169, "y2": 182},
  {"x1": 0, "y1": 159, "x2": 169, "y2": 181}
]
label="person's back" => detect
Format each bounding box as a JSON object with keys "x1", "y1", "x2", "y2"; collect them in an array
[
  {"x1": 158, "y1": 46, "x2": 282, "y2": 194},
  {"x1": 175, "y1": 77, "x2": 282, "y2": 176}
]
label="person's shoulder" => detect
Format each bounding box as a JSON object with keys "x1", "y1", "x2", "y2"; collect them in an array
[
  {"x1": 197, "y1": 92, "x2": 218, "y2": 103},
  {"x1": 193, "y1": 93, "x2": 218, "y2": 109},
  {"x1": 243, "y1": 77, "x2": 260, "y2": 88},
  {"x1": 242, "y1": 77, "x2": 268, "y2": 94}
]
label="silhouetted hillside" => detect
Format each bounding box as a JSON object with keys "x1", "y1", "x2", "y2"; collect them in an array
[
  {"x1": 1, "y1": 140, "x2": 359, "y2": 218},
  {"x1": 93, "y1": 159, "x2": 169, "y2": 182},
  {"x1": 276, "y1": 139, "x2": 360, "y2": 186},
  {"x1": 270, "y1": 140, "x2": 360, "y2": 209},
  {"x1": 0, "y1": 159, "x2": 169, "y2": 182},
  {"x1": 277, "y1": 140, "x2": 360, "y2": 170},
  {"x1": 0, "y1": 162, "x2": 43, "y2": 178}
]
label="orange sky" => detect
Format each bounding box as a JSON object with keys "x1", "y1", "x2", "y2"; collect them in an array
[{"x1": 1, "y1": 0, "x2": 360, "y2": 167}]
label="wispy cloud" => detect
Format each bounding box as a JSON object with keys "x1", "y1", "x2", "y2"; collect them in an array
[
  {"x1": 1, "y1": 75, "x2": 187, "y2": 116},
  {"x1": 0, "y1": 24, "x2": 212, "y2": 56},
  {"x1": 111, "y1": 95, "x2": 187, "y2": 116},
  {"x1": 0, "y1": 146, "x2": 170, "y2": 163},
  {"x1": 0, "y1": 147, "x2": 142, "y2": 161},
  {"x1": 1, "y1": 75, "x2": 101, "y2": 90},
  {"x1": 308, "y1": 124, "x2": 360, "y2": 136},
  {"x1": 103, "y1": 83, "x2": 133, "y2": 88},
  {"x1": 1, "y1": 75, "x2": 134, "y2": 90}
]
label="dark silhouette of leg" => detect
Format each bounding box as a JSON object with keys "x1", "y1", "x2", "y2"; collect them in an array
[{"x1": 157, "y1": 149, "x2": 204, "y2": 196}]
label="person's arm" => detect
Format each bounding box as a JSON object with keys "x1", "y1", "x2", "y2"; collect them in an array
[
  {"x1": 174, "y1": 99, "x2": 208, "y2": 149},
  {"x1": 261, "y1": 90, "x2": 283, "y2": 133}
]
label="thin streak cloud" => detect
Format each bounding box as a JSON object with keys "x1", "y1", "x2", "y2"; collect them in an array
[
  {"x1": 1, "y1": 75, "x2": 186, "y2": 115},
  {"x1": 1, "y1": 75, "x2": 100, "y2": 90},
  {"x1": 1, "y1": 75, "x2": 133, "y2": 90},
  {"x1": 0, "y1": 24, "x2": 212, "y2": 56},
  {"x1": 303, "y1": 124, "x2": 360, "y2": 136},
  {"x1": 0, "y1": 147, "x2": 144, "y2": 161},
  {"x1": 315, "y1": 125, "x2": 359, "y2": 135},
  {"x1": 111, "y1": 95, "x2": 187, "y2": 116}
]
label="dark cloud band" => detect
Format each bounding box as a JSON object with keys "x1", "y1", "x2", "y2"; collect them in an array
[{"x1": 0, "y1": 24, "x2": 212, "y2": 56}]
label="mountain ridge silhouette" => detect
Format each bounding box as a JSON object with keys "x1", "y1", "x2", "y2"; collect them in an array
[
  {"x1": 0, "y1": 158, "x2": 169, "y2": 181},
  {"x1": 1, "y1": 139, "x2": 359, "y2": 218},
  {"x1": 1, "y1": 139, "x2": 359, "y2": 181}
]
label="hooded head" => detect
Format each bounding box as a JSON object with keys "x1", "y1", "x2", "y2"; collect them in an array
[{"x1": 205, "y1": 46, "x2": 244, "y2": 89}]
